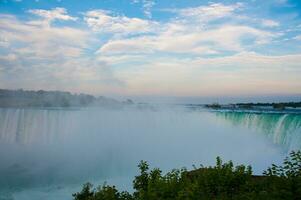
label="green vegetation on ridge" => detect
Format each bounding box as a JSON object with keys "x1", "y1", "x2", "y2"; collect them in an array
[
  {"x1": 205, "y1": 102, "x2": 301, "y2": 110},
  {"x1": 0, "y1": 89, "x2": 122, "y2": 108},
  {"x1": 73, "y1": 151, "x2": 301, "y2": 200}
]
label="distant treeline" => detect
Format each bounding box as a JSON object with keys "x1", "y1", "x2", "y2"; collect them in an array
[
  {"x1": 205, "y1": 102, "x2": 301, "y2": 110},
  {"x1": 73, "y1": 151, "x2": 301, "y2": 200},
  {"x1": 0, "y1": 89, "x2": 130, "y2": 108},
  {"x1": 236, "y1": 102, "x2": 301, "y2": 109}
]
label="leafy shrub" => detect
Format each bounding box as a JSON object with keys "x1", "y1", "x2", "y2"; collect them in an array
[
  {"x1": 264, "y1": 151, "x2": 301, "y2": 177},
  {"x1": 73, "y1": 151, "x2": 301, "y2": 200}
]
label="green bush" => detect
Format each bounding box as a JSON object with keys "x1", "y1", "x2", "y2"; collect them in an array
[{"x1": 73, "y1": 151, "x2": 301, "y2": 200}]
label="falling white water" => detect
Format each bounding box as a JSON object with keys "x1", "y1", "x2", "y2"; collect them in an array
[
  {"x1": 215, "y1": 112, "x2": 301, "y2": 151},
  {"x1": 273, "y1": 114, "x2": 288, "y2": 144}
]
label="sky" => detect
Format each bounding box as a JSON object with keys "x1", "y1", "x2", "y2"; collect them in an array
[{"x1": 0, "y1": 0, "x2": 301, "y2": 102}]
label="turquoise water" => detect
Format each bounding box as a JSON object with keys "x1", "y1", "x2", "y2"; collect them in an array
[
  {"x1": 0, "y1": 107, "x2": 300, "y2": 200},
  {"x1": 214, "y1": 111, "x2": 301, "y2": 151}
]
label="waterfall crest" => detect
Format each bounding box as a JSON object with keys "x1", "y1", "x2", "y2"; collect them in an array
[{"x1": 215, "y1": 111, "x2": 301, "y2": 151}]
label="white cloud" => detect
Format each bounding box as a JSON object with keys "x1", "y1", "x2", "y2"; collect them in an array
[
  {"x1": 0, "y1": 54, "x2": 17, "y2": 62},
  {"x1": 131, "y1": 0, "x2": 155, "y2": 18},
  {"x1": 1, "y1": 2, "x2": 298, "y2": 96},
  {"x1": 95, "y1": 2, "x2": 276, "y2": 57},
  {"x1": 261, "y1": 19, "x2": 280, "y2": 27},
  {"x1": 193, "y1": 52, "x2": 301, "y2": 70},
  {"x1": 115, "y1": 52, "x2": 301, "y2": 96},
  {"x1": 97, "y1": 54, "x2": 145, "y2": 65},
  {"x1": 98, "y1": 37, "x2": 154, "y2": 54},
  {"x1": 168, "y1": 3, "x2": 243, "y2": 22},
  {"x1": 28, "y1": 7, "x2": 77, "y2": 25},
  {"x1": 142, "y1": 0, "x2": 155, "y2": 18},
  {"x1": 0, "y1": 10, "x2": 127, "y2": 96},
  {"x1": 0, "y1": 14, "x2": 123, "y2": 93},
  {"x1": 0, "y1": 14, "x2": 88, "y2": 59},
  {"x1": 293, "y1": 35, "x2": 301, "y2": 40},
  {"x1": 84, "y1": 10, "x2": 157, "y2": 34},
  {"x1": 98, "y1": 24, "x2": 274, "y2": 55},
  {"x1": 0, "y1": 34, "x2": 9, "y2": 47}
]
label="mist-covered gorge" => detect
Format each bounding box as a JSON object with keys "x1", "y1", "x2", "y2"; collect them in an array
[{"x1": 0, "y1": 106, "x2": 300, "y2": 200}]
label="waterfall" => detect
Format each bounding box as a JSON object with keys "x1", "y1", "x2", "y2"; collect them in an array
[
  {"x1": 273, "y1": 114, "x2": 288, "y2": 144},
  {"x1": 215, "y1": 111, "x2": 301, "y2": 151},
  {"x1": 0, "y1": 108, "x2": 75, "y2": 144},
  {"x1": 1, "y1": 108, "x2": 300, "y2": 151}
]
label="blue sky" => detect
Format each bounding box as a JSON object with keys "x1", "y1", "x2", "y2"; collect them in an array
[{"x1": 0, "y1": 0, "x2": 301, "y2": 100}]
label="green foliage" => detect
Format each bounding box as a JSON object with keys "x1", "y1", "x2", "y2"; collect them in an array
[
  {"x1": 264, "y1": 151, "x2": 301, "y2": 178},
  {"x1": 73, "y1": 151, "x2": 301, "y2": 200},
  {"x1": 273, "y1": 103, "x2": 286, "y2": 110},
  {"x1": 205, "y1": 103, "x2": 222, "y2": 109},
  {"x1": 73, "y1": 183, "x2": 94, "y2": 200},
  {"x1": 261, "y1": 151, "x2": 301, "y2": 199},
  {"x1": 72, "y1": 183, "x2": 133, "y2": 200}
]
